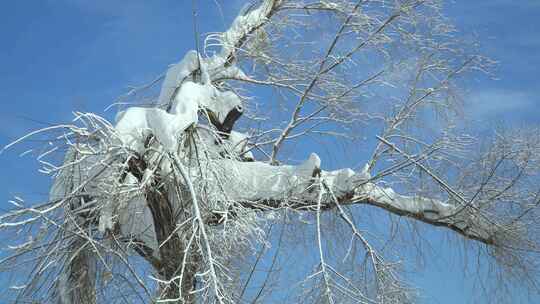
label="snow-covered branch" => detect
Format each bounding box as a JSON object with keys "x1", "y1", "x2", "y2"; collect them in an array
[{"x1": 195, "y1": 153, "x2": 498, "y2": 247}]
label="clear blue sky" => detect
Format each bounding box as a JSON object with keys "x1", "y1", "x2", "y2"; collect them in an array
[{"x1": 0, "y1": 1, "x2": 539, "y2": 303}]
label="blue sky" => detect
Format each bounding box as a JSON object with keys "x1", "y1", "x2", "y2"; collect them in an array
[{"x1": 0, "y1": 1, "x2": 539, "y2": 303}]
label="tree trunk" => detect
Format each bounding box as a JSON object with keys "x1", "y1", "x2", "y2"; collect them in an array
[
  {"x1": 158, "y1": 247, "x2": 200, "y2": 304},
  {"x1": 146, "y1": 179, "x2": 200, "y2": 303},
  {"x1": 57, "y1": 236, "x2": 96, "y2": 304}
]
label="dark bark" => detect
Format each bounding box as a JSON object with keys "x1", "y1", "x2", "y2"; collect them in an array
[
  {"x1": 57, "y1": 236, "x2": 97, "y2": 304},
  {"x1": 127, "y1": 154, "x2": 199, "y2": 303},
  {"x1": 207, "y1": 106, "x2": 243, "y2": 138},
  {"x1": 56, "y1": 154, "x2": 97, "y2": 304}
]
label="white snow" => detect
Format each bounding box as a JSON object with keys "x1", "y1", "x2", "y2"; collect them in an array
[
  {"x1": 357, "y1": 183, "x2": 455, "y2": 219},
  {"x1": 205, "y1": 153, "x2": 320, "y2": 201},
  {"x1": 188, "y1": 153, "x2": 455, "y2": 221},
  {"x1": 95, "y1": 173, "x2": 158, "y2": 252},
  {"x1": 158, "y1": 50, "x2": 200, "y2": 106},
  {"x1": 227, "y1": 130, "x2": 253, "y2": 159},
  {"x1": 98, "y1": 201, "x2": 114, "y2": 233},
  {"x1": 170, "y1": 82, "x2": 210, "y2": 116},
  {"x1": 49, "y1": 147, "x2": 113, "y2": 201},
  {"x1": 170, "y1": 76, "x2": 242, "y2": 125},
  {"x1": 207, "y1": 90, "x2": 243, "y2": 124},
  {"x1": 208, "y1": 62, "x2": 246, "y2": 81},
  {"x1": 322, "y1": 168, "x2": 358, "y2": 196},
  {"x1": 118, "y1": 194, "x2": 158, "y2": 252},
  {"x1": 117, "y1": 51, "x2": 244, "y2": 153},
  {"x1": 218, "y1": 1, "x2": 275, "y2": 59},
  {"x1": 115, "y1": 93, "x2": 199, "y2": 152}
]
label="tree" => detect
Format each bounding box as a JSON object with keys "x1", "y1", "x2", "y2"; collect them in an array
[{"x1": 1, "y1": 0, "x2": 539, "y2": 303}]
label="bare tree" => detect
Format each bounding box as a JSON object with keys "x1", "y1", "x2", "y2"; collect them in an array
[{"x1": 1, "y1": 0, "x2": 539, "y2": 303}]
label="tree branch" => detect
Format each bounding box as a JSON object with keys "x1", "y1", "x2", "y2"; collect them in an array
[{"x1": 203, "y1": 155, "x2": 498, "y2": 247}]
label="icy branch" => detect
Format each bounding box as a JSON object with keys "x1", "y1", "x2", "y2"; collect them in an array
[
  {"x1": 217, "y1": 0, "x2": 281, "y2": 63},
  {"x1": 205, "y1": 154, "x2": 498, "y2": 246},
  {"x1": 151, "y1": 0, "x2": 283, "y2": 140}
]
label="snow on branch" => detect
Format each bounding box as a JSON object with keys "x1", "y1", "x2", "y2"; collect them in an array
[
  {"x1": 204, "y1": 153, "x2": 498, "y2": 246},
  {"x1": 150, "y1": 0, "x2": 283, "y2": 139},
  {"x1": 217, "y1": 0, "x2": 281, "y2": 63}
]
